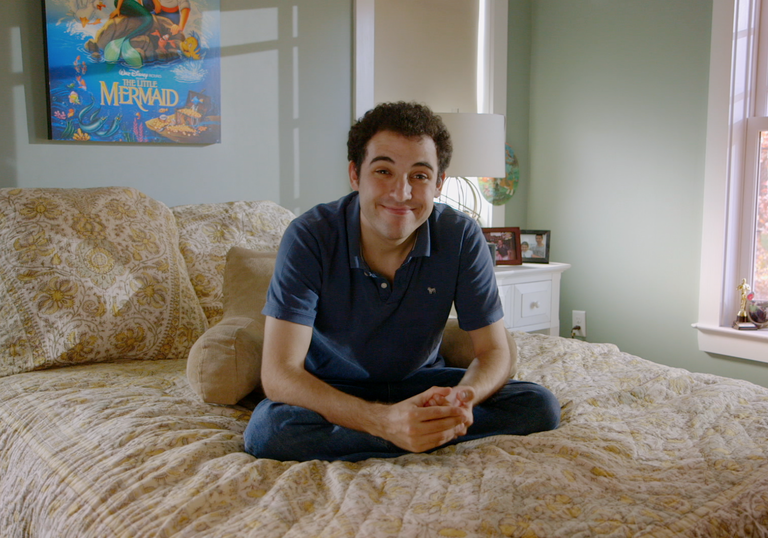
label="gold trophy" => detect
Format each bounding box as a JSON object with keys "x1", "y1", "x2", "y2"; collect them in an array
[
  {"x1": 733, "y1": 278, "x2": 755, "y2": 329},
  {"x1": 738, "y1": 278, "x2": 750, "y2": 322}
]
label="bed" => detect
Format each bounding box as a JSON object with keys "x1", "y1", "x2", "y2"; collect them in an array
[
  {"x1": 1, "y1": 187, "x2": 768, "y2": 537},
  {"x1": 4, "y1": 333, "x2": 768, "y2": 537}
]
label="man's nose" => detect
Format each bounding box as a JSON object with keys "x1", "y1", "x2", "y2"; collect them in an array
[{"x1": 391, "y1": 175, "x2": 412, "y2": 201}]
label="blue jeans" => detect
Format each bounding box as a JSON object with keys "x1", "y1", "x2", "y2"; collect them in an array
[{"x1": 243, "y1": 367, "x2": 560, "y2": 462}]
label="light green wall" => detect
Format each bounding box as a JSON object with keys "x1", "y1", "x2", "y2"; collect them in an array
[
  {"x1": 503, "y1": 0, "x2": 531, "y2": 228},
  {"x1": 1, "y1": 0, "x2": 351, "y2": 212},
  {"x1": 527, "y1": 0, "x2": 768, "y2": 386},
  {"x1": 5, "y1": 0, "x2": 768, "y2": 385}
]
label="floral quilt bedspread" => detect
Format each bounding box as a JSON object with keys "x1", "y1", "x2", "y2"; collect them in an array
[{"x1": 2, "y1": 333, "x2": 768, "y2": 537}]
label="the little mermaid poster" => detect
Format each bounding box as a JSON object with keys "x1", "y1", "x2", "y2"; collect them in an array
[{"x1": 41, "y1": 0, "x2": 221, "y2": 144}]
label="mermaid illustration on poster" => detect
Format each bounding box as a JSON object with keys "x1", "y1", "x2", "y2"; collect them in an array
[{"x1": 42, "y1": 0, "x2": 221, "y2": 144}]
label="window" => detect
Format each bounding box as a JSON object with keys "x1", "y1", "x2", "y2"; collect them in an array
[
  {"x1": 695, "y1": 0, "x2": 768, "y2": 362},
  {"x1": 757, "y1": 134, "x2": 768, "y2": 296},
  {"x1": 436, "y1": 0, "x2": 498, "y2": 228},
  {"x1": 746, "y1": 121, "x2": 768, "y2": 299},
  {"x1": 743, "y1": 0, "x2": 768, "y2": 300}
]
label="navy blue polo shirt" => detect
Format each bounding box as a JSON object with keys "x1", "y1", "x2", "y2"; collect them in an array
[{"x1": 262, "y1": 192, "x2": 503, "y2": 383}]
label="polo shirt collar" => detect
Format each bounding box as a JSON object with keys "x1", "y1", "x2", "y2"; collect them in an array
[{"x1": 346, "y1": 193, "x2": 432, "y2": 270}]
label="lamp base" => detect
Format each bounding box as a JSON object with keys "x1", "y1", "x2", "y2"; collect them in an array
[{"x1": 437, "y1": 176, "x2": 482, "y2": 223}]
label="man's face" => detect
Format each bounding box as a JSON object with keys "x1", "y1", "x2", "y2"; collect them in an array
[
  {"x1": 349, "y1": 130, "x2": 444, "y2": 248},
  {"x1": 536, "y1": 235, "x2": 544, "y2": 245}
]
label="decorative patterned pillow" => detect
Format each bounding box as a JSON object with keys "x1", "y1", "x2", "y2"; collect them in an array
[
  {"x1": 172, "y1": 201, "x2": 294, "y2": 327},
  {"x1": 0, "y1": 187, "x2": 208, "y2": 377},
  {"x1": 187, "y1": 247, "x2": 275, "y2": 405}
]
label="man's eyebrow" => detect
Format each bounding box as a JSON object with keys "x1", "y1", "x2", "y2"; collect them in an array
[
  {"x1": 370, "y1": 155, "x2": 395, "y2": 165},
  {"x1": 414, "y1": 161, "x2": 435, "y2": 171},
  {"x1": 369, "y1": 156, "x2": 435, "y2": 171}
]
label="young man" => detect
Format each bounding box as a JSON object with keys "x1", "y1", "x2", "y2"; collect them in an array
[
  {"x1": 532, "y1": 234, "x2": 547, "y2": 258},
  {"x1": 244, "y1": 102, "x2": 559, "y2": 462}
]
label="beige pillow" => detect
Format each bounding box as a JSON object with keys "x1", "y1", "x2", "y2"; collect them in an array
[
  {"x1": 186, "y1": 247, "x2": 275, "y2": 405},
  {"x1": 172, "y1": 201, "x2": 294, "y2": 327},
  {"x1": 0, "y1": 187, "x2": 208, "y2": 377},
  {"x1": 440, "y1": 318, "x2": 518, "y2": 378}
]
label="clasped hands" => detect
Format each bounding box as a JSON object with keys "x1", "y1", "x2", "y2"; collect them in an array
[{"x1": 377, "y1": 386, "x2": 475, "y2": 454}]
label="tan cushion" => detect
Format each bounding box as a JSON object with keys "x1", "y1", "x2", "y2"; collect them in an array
[
  {"x1": 440, "y1": 318, "x2": 518, "y2": 378},
  {"x1": 186, "y1": 247, "x2": 275, "y2": 405},
  {"x1": 0, "y1": 187, "x2": 208, "y2": 377},
  {"x1": 172, "y1": 201, "x2": 294, "y2": 327}
]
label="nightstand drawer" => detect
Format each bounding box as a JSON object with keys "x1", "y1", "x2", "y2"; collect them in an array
[
  {"x1": 493, "y1": 262, "x2": 569, "y2": 335},
  {"x1": 513, "y1": 281, "x2": 551, "y2": 327}
]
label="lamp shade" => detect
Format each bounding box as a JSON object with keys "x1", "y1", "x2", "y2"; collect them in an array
[{"x1": 439, "y1": 113, "x2": 506, "y2": 178}]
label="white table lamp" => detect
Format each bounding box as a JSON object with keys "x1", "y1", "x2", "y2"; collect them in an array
[{"x1": 437, "y1": 113, "x2": 506, "y2": 222}]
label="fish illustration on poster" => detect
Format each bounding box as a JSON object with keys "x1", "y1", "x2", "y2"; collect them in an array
[{"x1": 41, "y1": 0, "x2": 221, "y2": 144}]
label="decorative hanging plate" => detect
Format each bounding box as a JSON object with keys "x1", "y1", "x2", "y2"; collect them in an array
[{"x1": 479, "y1": 143, "x2": 519, "y2": 205}]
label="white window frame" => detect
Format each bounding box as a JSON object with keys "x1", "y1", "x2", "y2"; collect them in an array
[{"x1": 694, "y1": 0, "x2": 768, "y2": 362}]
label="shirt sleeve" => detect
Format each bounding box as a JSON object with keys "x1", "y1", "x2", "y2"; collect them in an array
[
  {"x1": 261, "y1": 219, "x2": 322, "y2": 327},
  {"x1": 453, "y1": 221, "x2": 504, "y2": 332}
]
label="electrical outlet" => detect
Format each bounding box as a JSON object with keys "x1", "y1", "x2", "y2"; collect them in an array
[{"x1": 572, "y1": 310, "x2": 586, "y2": 337}]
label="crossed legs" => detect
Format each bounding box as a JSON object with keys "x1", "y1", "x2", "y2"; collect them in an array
[{"x1": 244, "y1": 367, "x2": 560, "y2": 462}]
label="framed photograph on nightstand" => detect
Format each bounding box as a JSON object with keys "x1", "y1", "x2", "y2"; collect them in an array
[
  {"x1": 520, "y1": 230, "x2": 550, "y2": 263},
  {"x1": 482, "y1": 227, "x2": 522, "y2": 265}
]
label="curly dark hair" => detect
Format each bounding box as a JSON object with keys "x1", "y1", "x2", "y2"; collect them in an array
[{"x1": 347, "y1": 102, "x2": 453, "y2": 176}]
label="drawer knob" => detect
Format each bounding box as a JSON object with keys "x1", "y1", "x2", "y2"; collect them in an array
[{"x1": 531, "y1": 301, "x2": 539, "y2": 309}]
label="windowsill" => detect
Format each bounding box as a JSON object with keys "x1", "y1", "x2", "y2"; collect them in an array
[{"x1": 693, "y1": 323, "x2": 768, "y2": 364}]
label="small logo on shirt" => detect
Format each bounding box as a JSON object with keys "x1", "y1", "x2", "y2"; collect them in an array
[{"x1": 427, "y1": 287, "x2": 436, "y2": 294}]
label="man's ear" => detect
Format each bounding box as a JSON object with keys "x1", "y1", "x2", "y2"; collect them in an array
[
  {"x1": 349, "y1": 161, "x2": 360, "y2": 191},
  {"x1": 435, "y1": 173, "x2": 446, "y2": 196}
]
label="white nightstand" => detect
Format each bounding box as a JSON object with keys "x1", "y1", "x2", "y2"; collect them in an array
[{"x1": 493, "y1": 262, "x2": 570, "y2": 336}]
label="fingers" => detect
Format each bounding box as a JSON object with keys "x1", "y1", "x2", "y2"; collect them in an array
[
  {"x1": 398, "y1": 412, "x2": 466, "y2": 453},
  {"x1": 406, "y1": 412, "x2": 470, "y2": 453},
  {"x1": 412, "y1": 386, "x2": 452, "y2": 407},
  {"x1": 454, "y1": 423, "x2": 468, "y2": 437},
  {"x1": 383, "y1": 400, "x2": 465, "y2": 453},
  {"x1": 418, "y1": 387, "x2": 475, "y2": 433},
  {"x1": 413, "y1": 430, "x2": 460, "y2": 453},
  {"x1": 408, "y1": 402, "x2": 472, "y2": 439},
  {"x1": 424, "y1": 394, "x2": 449, "y2": 407},
  {"x1": 383, "y1": 386, "x2": 477, "y2": 453},
  {"x1": 455, "y1": 387, "x2": 475, "y2": 405},
  {"x1": 423, "y1": 386, "x2": 475, "y2": 408},
  {"x1": 409, "y1": 404, "x2": 463, "y2": 426}
]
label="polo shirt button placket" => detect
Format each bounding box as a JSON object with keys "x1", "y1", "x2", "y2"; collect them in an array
[{"x1": 368, "y1": 274, "x2": 391, "y2": 300}]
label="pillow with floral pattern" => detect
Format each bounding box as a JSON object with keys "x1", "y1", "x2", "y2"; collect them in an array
[
  {"x1": 0, "y1": 187, "x2": 208, "y2": 377},
  {"x1": 172, "y1": 200, "x2": 294, "y2": 327}
]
